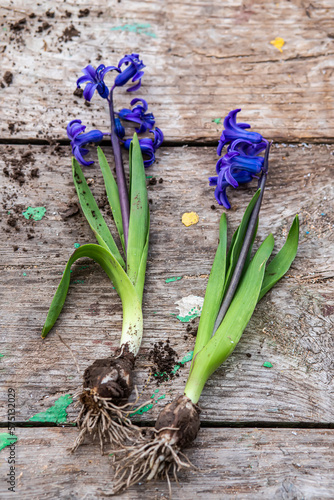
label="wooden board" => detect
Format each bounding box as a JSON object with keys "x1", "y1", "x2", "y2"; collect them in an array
[
  {"x1": 1, "y1": 144, "x2": 333, "y2": 423},
  {"x1": 1, "y1": 0, "x2": 334, "y2": 142},
  {"x1": 0, "y1": 427, "x2": 333, "y2": 499}
]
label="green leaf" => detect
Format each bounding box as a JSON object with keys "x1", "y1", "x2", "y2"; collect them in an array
[
  {"x1": 72, "y1": 159, "x2": 125, "y2": 268},
  {"x1": 259, "y1": 215, "x2": 299, "y2": 300},
  {"x1": 185, "y1": 233, "x2": 274, "y2": 404},
  {"x1": 135, "y1": 211, "x2": 150, "y2": 304},
  {"x1": 126, "y1": 133, "x2": 149, "y2": 288},
  {"x1": 42, "y1": 244, "x2": 143, "y2": 355},
  {"x1": 191, "y1": 214, "x2": 227, "y2": 362},
  {"x1": 224, "y1": 190, "x2": 261, "y2": 295},
  {"x1": 97, "y1": 147, "x2": 125, "y2": 252}
]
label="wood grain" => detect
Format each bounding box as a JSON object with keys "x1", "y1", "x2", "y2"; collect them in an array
[
  {"x1": 1, "y1": 0, "x2": 333, "y2": 142},
  {"x1": 1, "y1": 144, "x2": 333, "y2": 423},
  {"x1": 0, "y1": 427, "x2": 333, "y2": 499}
]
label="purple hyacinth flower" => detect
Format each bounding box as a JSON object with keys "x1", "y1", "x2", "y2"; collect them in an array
[
  {"x1": 114, "y1": 117, "x2": 125, "y2": 139},
  {"x1": 77, "y1": 64, "x2": 117, "y2": 101},
  {"x1": 113, "y1": 53, "x2": 145, "y2": 92},
  {"x1": 209, "y1": 169, "x2": 255, "y2": 209},
  {"x1": 217, "y1": 109, "x2": 263, "y2": 156},
  {"x1": 228, "y1": 138, "x2": 267, "y2": 157},
  {"x1": 118, "y1": 98, "x2": 155, "y2": 134},
  {"x1": 67, "y1": 120, "x2": 104, "y2": 166},
  {"x1": 215, "y1": 151, "x2": 264, "y2": 187},
  {"x1": 123, "y1": 127, "x2": 163, "y2": 168}
]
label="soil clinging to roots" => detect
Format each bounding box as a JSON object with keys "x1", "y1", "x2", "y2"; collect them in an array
[
  {"x1": 110, "y1": 395, "x2": 201, "y2": 497},
  {"x1": 72, "y1": 348, "x2": 147, "y2": 453}
]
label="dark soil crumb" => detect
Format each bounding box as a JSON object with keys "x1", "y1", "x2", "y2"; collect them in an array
[
  {"x1": 45, "y1": 9, "x2": 55, "y2": 18},
  {"x1": 60, "y1": 24, "x2": 80, "y2": 42},
  {"x1": 78, "y1": 8, "x2": 90, "y2": 18},
  {"x1": 186, "y1": 323, "x2": 198, "y2": 337},
  {"x1": 149, "y1": 340, "x2": 183, "y2": 384},
  {"x1": 211, "y1": 204, "x2": 216, "y2": 210},
  {"x1": 148, "y1": 177, "x2": 157, "y2": 185},
  {"x1": 61, "y1": 203, "x2": 79, "y2": 220},
  {"x1": 29, "y1": 13, "x2": 36, "y2": 19},
  {"x1": 10, "y1": 18, "x2": 26, "y2": 32},
  {"x1": 159, "y1": 178, "x2": 163, "y2": 184},
  {"x1": 84, "y1": 100, "x2": 91, "y2": 107},
  {"x1": 37, "y1": 21, "x2": 51, "y2": 33},
  {"x1": 4, "y1": 71, "x2": 13, "y2": 86},
  {"x1": 13, "y1": 245, "x2": 19, "y2": 252},
  {"x1": 64, "y1": 10, "x2": 72, "y2": 18},
  {"x1": 73, "y1": 87, "x2": 83, "y2": 98},
  {"x1": 30, "y1": 168, "x2": 39, "y2": 178},
  {"x1": 7, "y1": 215, "x2": 17, "y2": 227}
]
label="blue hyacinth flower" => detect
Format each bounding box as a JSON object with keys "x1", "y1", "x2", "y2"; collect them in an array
[
  {"x1": 77, "y1": 64, "x2": 117, "y2": 101},
  {"x1": 67, "y1": 120, "x2": 104, "y2": 166},
  {"x1": 114, "y1": 117, "x2": 125, "y2": 139},
  {"x1": 228, "y1": 138, "x2": 267, "y2": 157},
  {"x1": 118, "y1": 98, "x2": 155, "y2": 134},
  {"x1": 215, "y1": 151, "x2": 264, "y2": 188},
  {"x1": 123, "y1": 127, "x2": 163, "y2": 167},
  {"x1": 209, "y1": 169, "x2": 255, "y2": 209},
  {"x1": 113, "y1": 53, "x2": 145, "y2": 92},
  {"x1": 217, "y1": 109, "x2": 263, "y2": 156}
]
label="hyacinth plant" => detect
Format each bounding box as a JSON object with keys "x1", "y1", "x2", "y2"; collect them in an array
[
  {"x1": 41, "y1": 54, "x2": 163, "y2": 452},
  {"x1": 111, "y1": 110, "x2": 299, "y2": 495}
]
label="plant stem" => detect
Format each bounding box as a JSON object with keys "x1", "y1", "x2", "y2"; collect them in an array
[
  {"x1": 108, "y1": 90, "x2": 130, "y2": 250},
  {"x1": 211, "y1": 142, "x2": 271, "y2": 336}
]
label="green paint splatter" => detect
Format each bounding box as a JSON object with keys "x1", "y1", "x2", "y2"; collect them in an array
[
  {"x1": 79, "y1": 265, "x2": 89, "y2": 270},
  {"x1": 130, "y1": 403, "x2": 153, "y2": 417},
  {"x1": 176, "y1": 312, "x2": 201, "y2": 322},
  {"x1": 0, "y1": 433, "x2": 17, "y2": 452},
  {"x1": 157, "y1": 395, "x2": 166, "y2": 400},
  {"x1": 28, "y1": 394, "x2": 73, "y2": 424},
  {"x1": 212, "y1": 118, "x2": 222, "y2": 124},
  {"x1": 146, "y1": 175, "x2": 153, "y2": 179},
  {"x1": 165, "y1": 276, "x2": 182, "y2": 283},
  {"x1": 22, "y1": 206, "x2": 46, "y2": 221},
  {"x1": 23, "y1": 272, "x2": 27, "y2": 277},
  {"x1": 111, "y1": 23, "x2": 157, "y2": 38},
  {"x1": 0, "y1": 354, "x2": 4, "y2": 358},
  {"x1": 263, "y1": 362, "x2": 273, "y2": 368},
  {"x1": 172, "y1": 351, "x2": 194, "y2": 374},
  {"x1": 72, "y1": 279, "x2": 85, "y2": 284},
  {"x1": 7, "y1": 211, "x2": 11, "y2": 215},
  {"x1": 74, "y1": 243, "x2": 80, "y2": 249}
]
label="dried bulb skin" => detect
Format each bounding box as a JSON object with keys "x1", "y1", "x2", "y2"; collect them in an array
[
  {"x1": 155, "y1": 394, "x2": 201, "y2": 449},
  {"x1": 82, "y1": 349, "x2": 135, "y2": 404}
]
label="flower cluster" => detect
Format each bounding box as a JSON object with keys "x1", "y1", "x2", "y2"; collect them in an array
[
  {"x1": 209, "y1": 109, "x2": 267, "y2": 209},
  {"x1": 67, "y1": 54, "x2": 163, "y2": 167}
]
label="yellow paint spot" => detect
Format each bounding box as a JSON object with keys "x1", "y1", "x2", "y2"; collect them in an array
[
  {"x1": 182, "y1": 212, "x2": 199, "y2": 227},
  {"x1": 270, "y1": 37, "x2": 285, "y2": 53}
]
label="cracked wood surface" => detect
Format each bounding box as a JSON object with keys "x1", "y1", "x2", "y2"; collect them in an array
[
  {"x1": 1, "y1": 0, "x2": 334, "y2": 142},
  {"x1": 1, "y1": 144, "x2": 333, "y2": 425},
  {"x1": 0, "y1": 427, "x2": 334, "y2": 499}
]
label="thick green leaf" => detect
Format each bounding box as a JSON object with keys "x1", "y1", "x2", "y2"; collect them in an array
[
  {"x1": 191, "y1": 214, "x2": 227, "y2": 363},
  {"x1": 259, "y1": 215, "x2": 299, "y2": 300},
  {"x1": 224, "y1": 190, "x2": 261, "y2": 295},
  {"x1": 126, "y1": 133, "x2": 149, "y2": 287},
  {"x1": 41, "y1": 244, "x2": 143, "y2": 354},
  {"x1": 72, "y1": 159, "x2": 125, "y2": 268},
  {"x1": 97, "y1": 147, "x2": 125, "y2": 252},
  {"x1": 185, "y1": 233, "x2": 274, "y2": 404}
]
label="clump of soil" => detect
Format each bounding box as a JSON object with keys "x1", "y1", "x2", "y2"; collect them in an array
[
  {"x1": 3, "y1": 71, "x2": 13, "y2": 86},
  {"x1": 149, "y1": 340, "x2": 183, "y2": 384},
  {"x1": 60, "y1": 24, "x2": 80, "y2": 42}
]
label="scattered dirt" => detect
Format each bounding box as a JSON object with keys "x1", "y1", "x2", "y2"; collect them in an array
[
  {"x1": 149, "y1": 340, "x2": 183, "y2": 384},
  {"x1": 148, "y1": 177, "x2": 157, "y2": 186}
]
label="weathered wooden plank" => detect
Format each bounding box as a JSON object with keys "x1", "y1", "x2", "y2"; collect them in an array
[
  {"x1": 1, "y1": 144, "x2": 333, "y2": 423},
  {"x1": 0, "y1": 427, "x2": 333, "y2": 499},
  {"x1": 1, "y1": 1, "x2": 333, "y2": 142}
]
